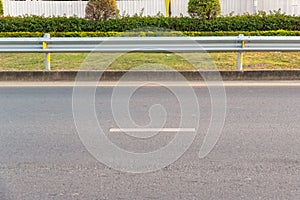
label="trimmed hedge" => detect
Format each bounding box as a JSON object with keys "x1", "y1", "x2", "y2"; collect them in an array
[
  {"x1": 1, "y1": 30, "x2": 300, "y2": 37},
  {"x1": 0, "y1": 12, "x2": 299, "y2": 32}
]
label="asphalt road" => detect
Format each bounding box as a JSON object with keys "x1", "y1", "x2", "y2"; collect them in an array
[{"x1": 0, "y1": 82, "x2": 300, "y2": 199}]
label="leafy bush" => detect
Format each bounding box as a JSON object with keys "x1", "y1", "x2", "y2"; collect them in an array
[
  {"x1": 0, "y1": 12, "x2": 299, "y2": 33},
  {"x1": 0, "y1": 0, "x2": 4, "y2": 16},
  {"x1": 1, "y1": 30, "x2": 300, "y2": 37},
  {"x1": 188, "y1": 0, "x2": 221, "y2": 19},
  {"x1": 85, "y1": 0, "x2": 118, "y2": 21}
]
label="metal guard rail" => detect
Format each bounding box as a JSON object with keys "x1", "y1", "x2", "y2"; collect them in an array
[{"x1": 0, "y1": 34, "x2": 299, "y2": 71}]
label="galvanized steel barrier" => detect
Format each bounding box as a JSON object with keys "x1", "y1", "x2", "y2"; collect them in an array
[{"x1": 0, "y1": 34, "x2": 299, "y2": 71}]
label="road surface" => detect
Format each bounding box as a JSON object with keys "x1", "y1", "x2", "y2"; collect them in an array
[{"x1": 0, "y1": 81, "x2": 299, "y2": 199}]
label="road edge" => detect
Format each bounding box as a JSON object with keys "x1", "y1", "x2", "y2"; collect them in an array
[{"x1": 0, "y1": 70, "x2": 300, "y2": 81}]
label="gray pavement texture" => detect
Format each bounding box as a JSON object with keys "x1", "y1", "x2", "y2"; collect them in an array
[{"x1": 0, "y1": 83, "x2": 300, "y2": 199}]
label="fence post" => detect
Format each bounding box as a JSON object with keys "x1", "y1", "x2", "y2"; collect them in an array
[
  {"x1": 237, "y1": 34, "x2": 245, "y2": 71},
  {"x1": 253, "y1": 0, "x2": 258, "y2": 14},
  {"x1": 165, "y1": 0, "x2": 171, "y2": 17},
  {"x1": 43, "y1": 33, "x2": 51, "y2": 71}
]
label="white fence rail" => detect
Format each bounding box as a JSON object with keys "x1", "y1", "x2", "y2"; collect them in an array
[
  {"x1": 3, "y1": 0, "x2": 300, "y2": 17},
  {"x1": 2, "y1": 0, "x2": 166, "y2": 17}
]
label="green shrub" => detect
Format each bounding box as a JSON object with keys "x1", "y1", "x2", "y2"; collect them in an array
[
  {"x1": 188, "y1": 0, "x2": 221, "y2": 19},
  {"x1": 0, "y1": 12, "x2": 299, "y2": 33},
  {"x1": 85, "y1": 0, "x2": 118, "y2": 21},
  {"x1": 0, "y1": 0, "x2": 4, "y2": 16},
  {"x1": 1, "y1": 30, "x2": 300, "y2": 37}
]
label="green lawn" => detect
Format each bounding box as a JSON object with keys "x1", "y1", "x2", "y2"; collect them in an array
[{"x1": 0, "y1": 52, "x2": 299, "y2": 71}]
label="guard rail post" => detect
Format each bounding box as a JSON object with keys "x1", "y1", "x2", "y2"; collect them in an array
[
  {"x1": 43, "y1": 33, "x2": 51, "y2": 71},
  {"x1": 237, "y1": 34, "x2": 245, "y2": 71}
]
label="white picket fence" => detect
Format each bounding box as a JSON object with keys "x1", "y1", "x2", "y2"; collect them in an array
[
  {"x1": 2, "y1": 0, "x2": 166, "y2": 17},
  {"x1": 2, "y1": 0, "x2": 300, "y2": 17},
  {"x1": 169, "y1": 0, "x2": 300, "y2": 16}
]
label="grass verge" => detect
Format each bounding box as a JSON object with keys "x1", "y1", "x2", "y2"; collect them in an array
[{"x1": 0, "y1": 52, "x2": 299, "y2": 71}]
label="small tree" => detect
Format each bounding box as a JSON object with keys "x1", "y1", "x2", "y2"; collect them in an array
[
  {"x1": 0, "y1": 0, "x2": 4, "y2": 17},
  {"x1": 188, "y1": 0, "x2": 221, "y2": 19},
  {"x1": 85, "y1": 0, "x2": 118, "y2": 21}
]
